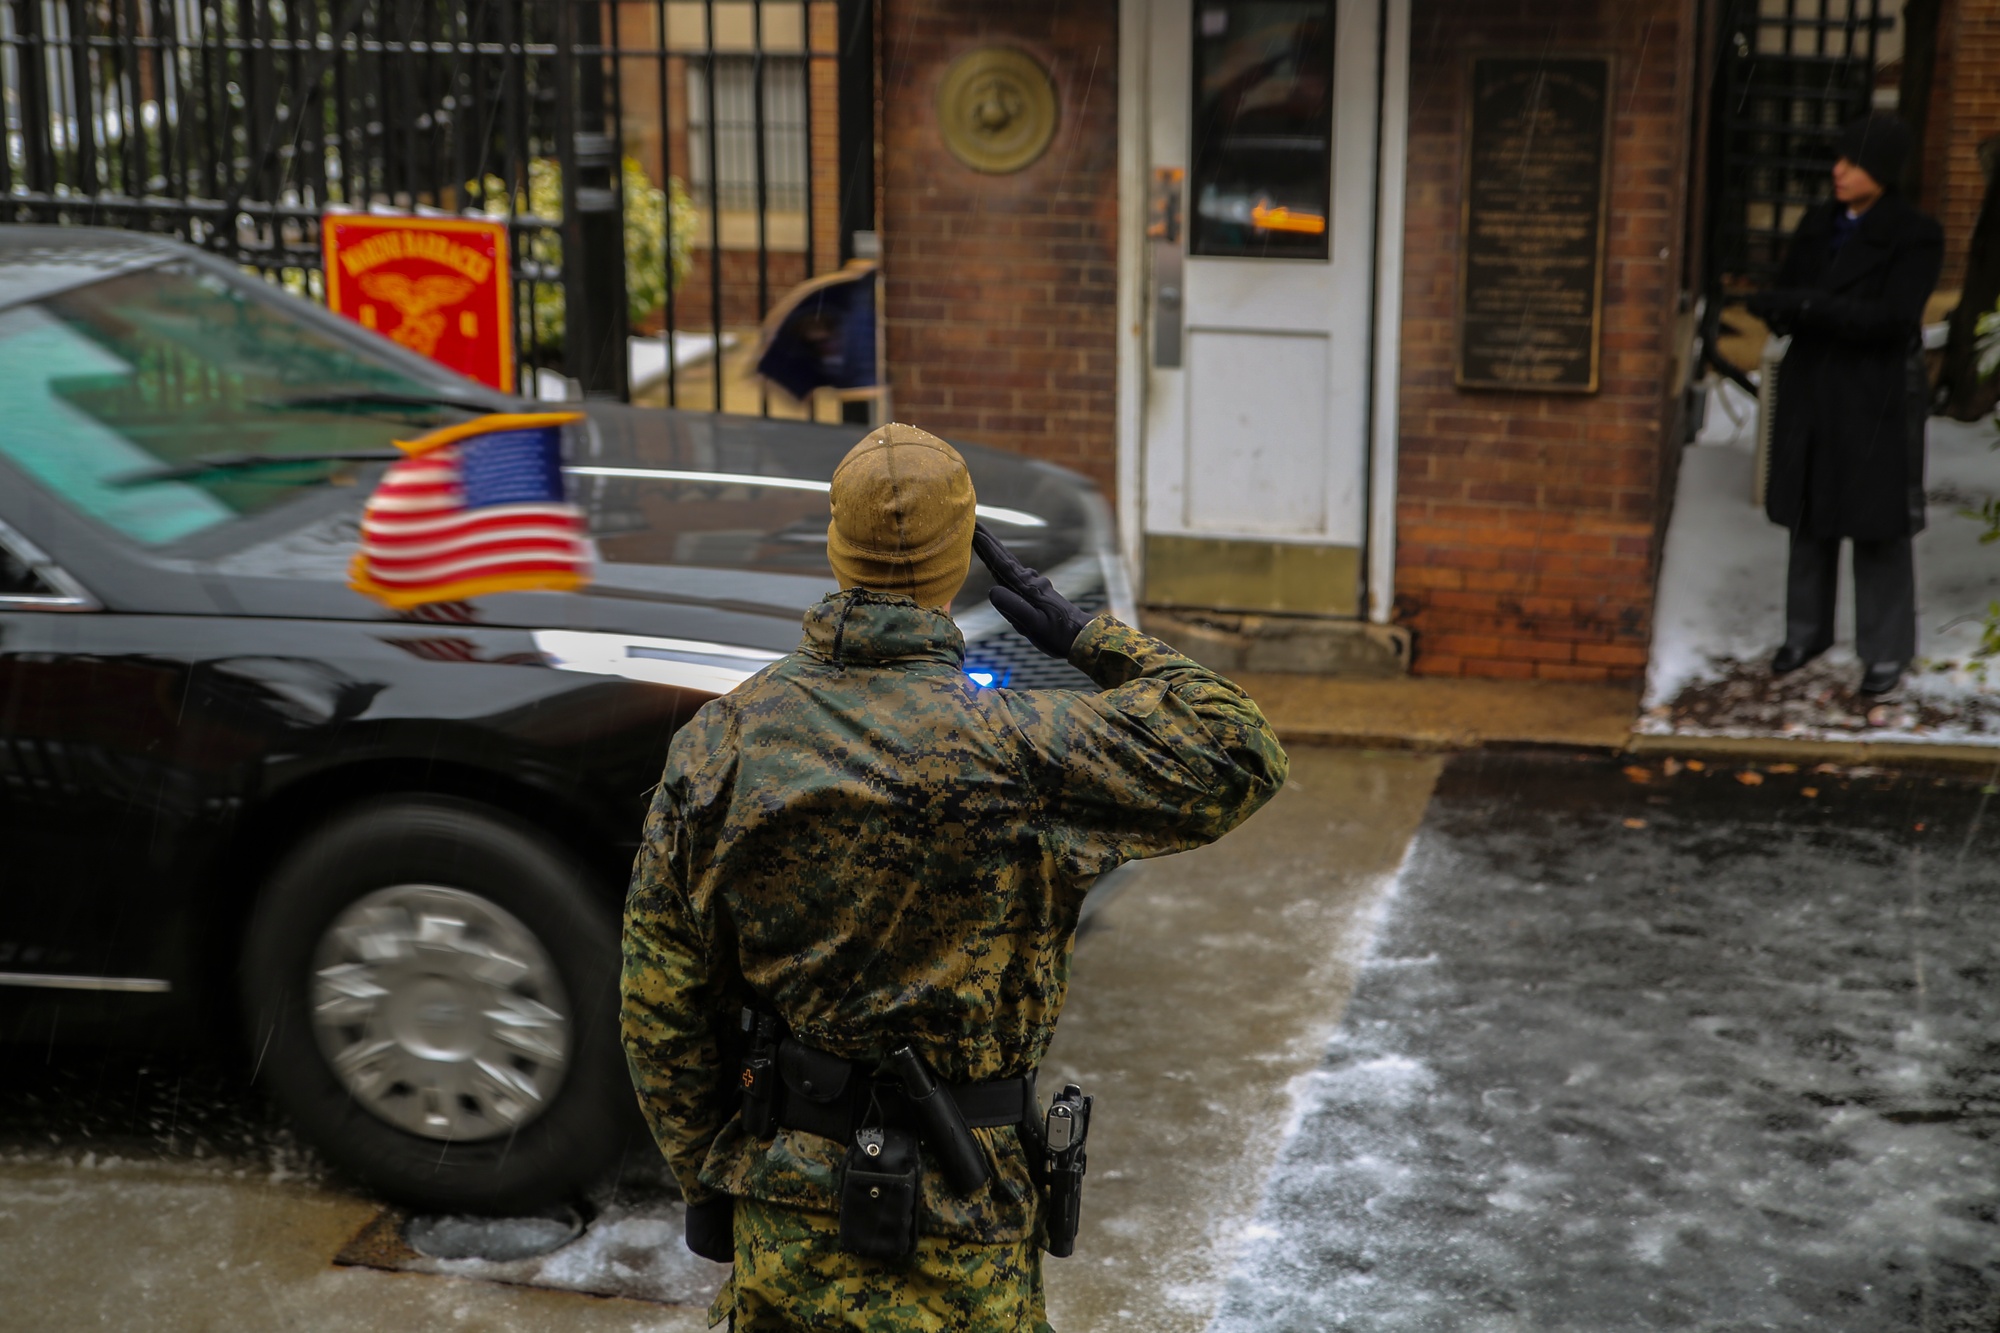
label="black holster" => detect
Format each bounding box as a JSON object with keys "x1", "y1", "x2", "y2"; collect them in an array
[{"x1": 683, "y1": 1195, "x2": 736, "y2": 1264}]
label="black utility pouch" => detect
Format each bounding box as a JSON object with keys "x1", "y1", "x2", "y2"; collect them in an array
[
  {"x1": 838, "y1": 1125, "x2": 920, "y2": 1261},
  {"x1": 738, "y1": 1010, "x2": 787, "y2": 1137}
]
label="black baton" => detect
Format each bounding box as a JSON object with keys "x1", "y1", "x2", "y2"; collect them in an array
[{"x1": 887, "y1": 1046, "x2": 990, "y2": 1194}]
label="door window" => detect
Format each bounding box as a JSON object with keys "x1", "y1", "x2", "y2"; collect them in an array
[{"x1": 1188, "y1": 1, "x2": 1336, "y2": 260}]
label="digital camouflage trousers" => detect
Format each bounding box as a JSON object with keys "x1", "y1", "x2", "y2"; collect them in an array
[{"x1": 710, "y1": 1197, "x2": 1054, "y2": 1332}]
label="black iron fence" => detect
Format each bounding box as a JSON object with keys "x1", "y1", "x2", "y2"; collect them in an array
[
  {"x1": 1709, "y1": 0, "x2": 1890, "y2": 287},
  {"x1": 0, "y1": 0, "x2": 870, "y2": 407}
]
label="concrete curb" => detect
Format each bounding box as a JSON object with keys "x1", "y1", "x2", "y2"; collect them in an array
[
  {"x1": 1625, "y1": 731, "x2": 2000, "y2": 773},
  {"x1": 1272, "y1": 722, "x2": 2000, "y2": 774}
]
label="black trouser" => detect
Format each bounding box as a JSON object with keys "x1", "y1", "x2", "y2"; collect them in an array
[{"x1": 1784, "y1": 528, "x2": 1916, "y2": 666}]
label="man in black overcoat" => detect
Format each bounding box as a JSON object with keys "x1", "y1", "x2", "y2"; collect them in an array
[{"x1": 1748, "y1": 113, "x2": 1942, "y2": 697}]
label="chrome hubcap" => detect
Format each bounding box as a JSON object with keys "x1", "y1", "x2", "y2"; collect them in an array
[{"x1": 309, "y1": 885, "x2": 570, "y2": 1142}]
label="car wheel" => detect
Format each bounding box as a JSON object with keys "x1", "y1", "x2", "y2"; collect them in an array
[{"x1": 241, "y1": 797, "x2": 629, "y2": 1213}]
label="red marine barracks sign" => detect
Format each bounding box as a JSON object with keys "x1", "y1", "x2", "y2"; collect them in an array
[{"x1": 322, "y1": 214, "x2": 515, "y2": 392}]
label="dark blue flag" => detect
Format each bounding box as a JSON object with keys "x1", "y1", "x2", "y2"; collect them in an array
[{"x1": 752, "y1": 261, "x2": 879, "y2": 402}]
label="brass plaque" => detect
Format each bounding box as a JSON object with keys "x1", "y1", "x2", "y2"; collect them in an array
[
  {"x1": 1455, "y1": 54, "x2": 1613, "y2": 393},
  {"x1": 1144, "y1": 536, "x2": 1359, "y2": 617},
  {"x1": 936, "y1": 47, "x2": 1059, "y2": 175}
]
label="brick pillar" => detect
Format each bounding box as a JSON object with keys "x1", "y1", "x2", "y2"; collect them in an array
[
  {"x1": 877, "y1": 0, "x2": 1121, "y2": 497},
  {"x1": 1392, "y1": 0, "x2": 1691, "y2": 682}
]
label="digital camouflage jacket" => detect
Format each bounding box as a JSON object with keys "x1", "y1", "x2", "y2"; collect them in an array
[{"x1": 620, "y1": 589, "x2": 1288, "y2": 1243}]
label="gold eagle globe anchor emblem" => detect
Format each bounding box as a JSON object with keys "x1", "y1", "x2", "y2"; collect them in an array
[
  {"x1": 937, "y1": 47, "x2": 1058, "y2": 175},
  {"x1": 358, "y1": 272, "x2": 479, "y2": 357}
]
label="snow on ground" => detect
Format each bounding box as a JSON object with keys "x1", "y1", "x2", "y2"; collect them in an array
[
  {"x1": 1642, "y1": 384, "x2": 2000, "y2": 744},
  {"x1": 1205, "y1": 755, "x2": 2000, "y2": 1332},
  {"x1": 338, "y1": 1196, "x2": 728, "y2": 1306}
]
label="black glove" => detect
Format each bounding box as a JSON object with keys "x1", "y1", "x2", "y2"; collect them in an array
[
  {"x1": 684, "y1": 1195, "x2": 735, "y2": 1263},
  {"x1": 972, "y1": 521, "x2": 1093, "y2": 660},
  {"x1": 1745, "y1": 289, "x2": 1807, "y2": 335}
]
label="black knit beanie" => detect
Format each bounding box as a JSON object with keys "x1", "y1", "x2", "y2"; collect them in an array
[{"x1": 1836, "y1": 112, "x2": 1913, "y2": 193}]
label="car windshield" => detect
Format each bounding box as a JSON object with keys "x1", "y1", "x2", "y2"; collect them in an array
[{"x1": 0, "y1": 260, "x2": 470, "y2": 546}]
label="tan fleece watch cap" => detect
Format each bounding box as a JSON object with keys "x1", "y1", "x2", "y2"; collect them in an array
[{"x1": 826, "y1": 422, "x2": 977, "y2": 610}]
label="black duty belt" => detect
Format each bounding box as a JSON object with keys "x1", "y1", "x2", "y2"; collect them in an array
[{"x1": 769, "y1": 1036, "x2": 1035, "y2": 1144}]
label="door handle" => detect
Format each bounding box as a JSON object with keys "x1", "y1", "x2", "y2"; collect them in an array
[{"x1": 1149, "y1": 167, "x2": 1185, "y2": 369}]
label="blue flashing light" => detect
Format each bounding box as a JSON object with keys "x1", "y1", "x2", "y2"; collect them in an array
[{"x1": 964, "y1": 666, "x2": 1012, "y2": 689}]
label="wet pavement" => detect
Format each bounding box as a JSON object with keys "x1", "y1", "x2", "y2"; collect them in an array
[
  {"x1": 1212, "y1": 752, "x2": 2000, "y2": 1332},
  {"x1": 0, "y1": 746, "x2": 1439, "y2": 1331},
  {"x1": 4, "y1": 748, "x2": 1995, "y2": 1330}
]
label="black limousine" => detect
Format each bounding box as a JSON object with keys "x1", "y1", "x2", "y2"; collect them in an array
[{"x1": 0, "y1": 227, "x2": 1133, "y2": 1212}]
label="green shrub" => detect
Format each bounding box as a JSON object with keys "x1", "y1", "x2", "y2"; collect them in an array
[{"x1": 476, "y1": 157, "x2": 695, "y2": 358}]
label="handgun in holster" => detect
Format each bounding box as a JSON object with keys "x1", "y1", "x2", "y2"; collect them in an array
[{"x1": 1038, "y1": 1082, "x2": 1092, "y2": 1258}]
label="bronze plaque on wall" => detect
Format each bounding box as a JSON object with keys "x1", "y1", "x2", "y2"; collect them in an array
[{"x1": 1455, "y1": 54, "x2": 1613, "y2": 393}]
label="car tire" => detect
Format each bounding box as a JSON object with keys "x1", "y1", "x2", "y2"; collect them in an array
[{"x1": 241, "y1": 796, "x2": 630, "y2": 1214}]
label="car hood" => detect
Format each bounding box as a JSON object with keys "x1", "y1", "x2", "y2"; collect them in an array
[{"x1": 185, "y1": 405, "x2": 1109, "y2": 652}]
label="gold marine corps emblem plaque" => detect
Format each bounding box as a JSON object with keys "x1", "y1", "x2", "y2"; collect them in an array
[{"x1": 936, "y1": 47, "x2": 1059, "y2": 175}]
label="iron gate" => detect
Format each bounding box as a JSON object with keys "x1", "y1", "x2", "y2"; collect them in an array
[
  {"x1": 1709, "y1": 0, "x2": 1890, "y2": 287},
  {"x1": 0, "y1": 0, "x2": 870, "y2": 407}
]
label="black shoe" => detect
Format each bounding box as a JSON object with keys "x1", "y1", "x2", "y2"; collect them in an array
[
  {"x1": 1859, "y1": 661, "x2": 1905, "y2": 696},
  {"x1": 1771, "y1": 640, "x2": 1829, "y2": 675}
]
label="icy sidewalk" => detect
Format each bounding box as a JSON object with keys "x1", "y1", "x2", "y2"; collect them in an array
[{"x1": 1640, "y1": 388, "x2": 2000, "y2": 745}]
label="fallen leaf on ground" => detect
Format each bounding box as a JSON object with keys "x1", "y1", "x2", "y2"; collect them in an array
[
  {"x1": 1623, "y1": 817, "x2": 1648, "y2": 829},
  {"x1": 1622, "y1": 765, "x2": 1652, "y2": 784},
  {"x1": 1686, "y1": 760, "x2": 1706, "y2": 771},
  {"x1": 1768, "y1": 763, "x2": 1798, "y2": 774},
  {"x1": 1801, "y1": 787, "x2": 1819, "y2": 798},
  {"x1": 1735, "y1": 770, "x2": 1764, "y2": 786}
]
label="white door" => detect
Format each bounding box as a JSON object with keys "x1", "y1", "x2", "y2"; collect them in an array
[{"x1": 1140, "y1": 0, "x2": 1379, "y2": 616}]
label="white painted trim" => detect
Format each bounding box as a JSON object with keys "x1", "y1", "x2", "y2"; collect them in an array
[
  {"x1": 1367, "y1": 0, "x2": 1411, "y2": 624},
  {"x1": 1114, "y1": 0, "x2": 1150, "y2": 598},
  {"x1": 533, "y1": 630, "x2": 783, "y2": 696}
]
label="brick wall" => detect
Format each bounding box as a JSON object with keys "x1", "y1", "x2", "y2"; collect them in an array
[
  {"x1": 1393, "y1": 0, "x2": 1693, "y2": 682},
  {"x1": 878, "y1": 0, "x2": 1121, "y2": 496},
  {"x1": 1922, "y1": 0, "x2": 2000, "y2": 287}
]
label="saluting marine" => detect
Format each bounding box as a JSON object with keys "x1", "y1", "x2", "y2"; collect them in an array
[{"x1": 620, "y1": 423, "x2": 1287, "y2": 1329}]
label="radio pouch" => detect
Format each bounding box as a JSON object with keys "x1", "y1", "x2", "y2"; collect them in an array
[{"x1": 838, "y1": 1124, "x2": 920, "y2": 1261}]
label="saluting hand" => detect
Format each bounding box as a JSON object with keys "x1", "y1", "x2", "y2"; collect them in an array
[{"x1": 972, "y1": 521, "x2": 1093, "y2": 660}]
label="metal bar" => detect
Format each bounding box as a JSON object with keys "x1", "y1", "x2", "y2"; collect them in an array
[
  {"x1": 447, "y1": 0, "x2": 470, "y2": 219},
  {"x1": 195, "y1": 3, "x2": 224, "y2": 222},
  {"x1": 835, "y1": 0, "x2": 871, "y2": 263},
  {"x1": 608, "y1": 0, "x2": 630, "y2": 400},
  {"x1": 0, "y1": 2, "x2": 17, "y2": 198},
  {"x1": 701, "y1": 0, "x2": 722, "y2": 410},
  {"x1": 751, "y1": 0, "x2": 768, "y2": 416},
  {"x1": 64, "y1": 0, "x2": 98, "y2": 194},
  {"x1": 276, "y1": 0, "x2": 299, "y2": 215},
  {"x1": 117, "y1": 0, "x2": 144, "y2": 198},
  {"x1": 801, "y1": 2, "x2": 816, "y2": 283},
  {"x1": 556, "y1": 0, "x2": 584, "y2": 385},
  {"x1": 156, "y1": 0, "x2": 183, "y2": 204},
  {"x1": 656, "y1": 0, "x2": 678, "y2": 406},
  {"x1": 502, "y1": 0, "x2": 531, "y2": 391},
  {"x1": 19, "y1": 0, "x2": 58, "y2": 195}
]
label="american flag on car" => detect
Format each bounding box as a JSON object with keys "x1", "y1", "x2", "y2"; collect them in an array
[{"x1": 348, "y1": 412, "x2": 593, "y2": 609}]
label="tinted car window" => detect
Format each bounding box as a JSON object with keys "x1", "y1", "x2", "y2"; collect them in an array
[{"x1": 0, "y1": 262, "x2": 455, "y2": 545}]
